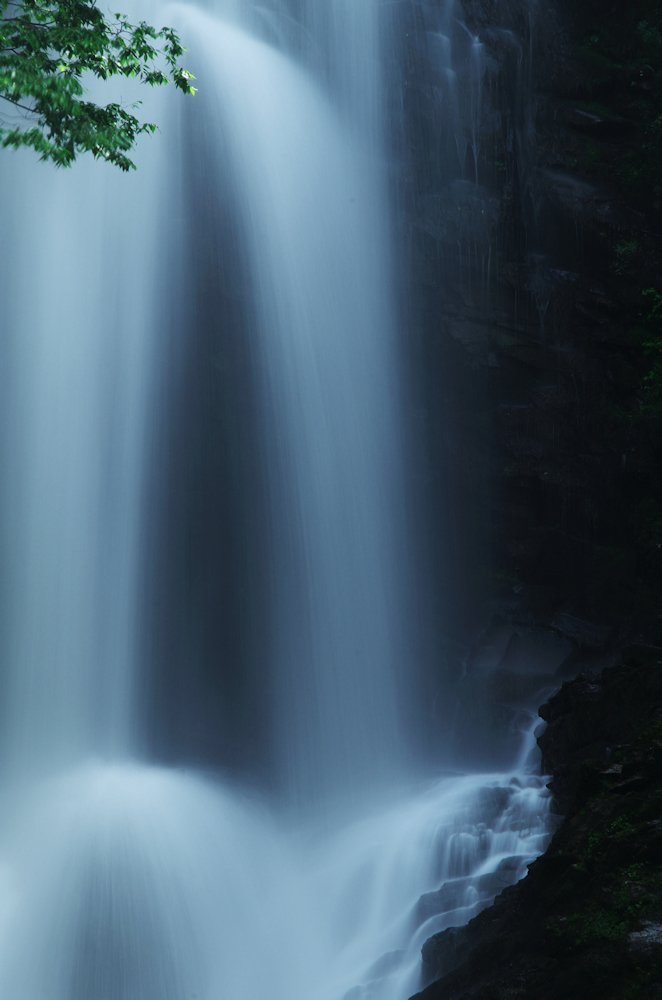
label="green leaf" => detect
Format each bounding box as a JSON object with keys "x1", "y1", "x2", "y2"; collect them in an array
[{"x1": 0, "y1": 0, "x2": 194, "y2": 169}]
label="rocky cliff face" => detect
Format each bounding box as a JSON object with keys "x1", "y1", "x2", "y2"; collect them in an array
[
  {"x1": 410, "y1": 645, "x2": 662, "y2": 1000},
  {"x1": 398, "y1": 1, "x2": 662, "y2": 991},
  {"x1": 396, "y1": 0, "x2": 662, "y2": 766}
]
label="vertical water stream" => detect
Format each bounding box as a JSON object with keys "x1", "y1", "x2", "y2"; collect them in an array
[
  {"x1": 182, "y1": 10, "x2": 408, "y2": 807},
  {"x1": 0, "y1": 1, "x2": 556, "y2": 998}
]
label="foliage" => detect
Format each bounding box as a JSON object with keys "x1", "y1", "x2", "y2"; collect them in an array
[
  {"x1": 0, "y1": 0, "x2": 195, "y2": 170},
  {"x1": 573, "y1": 0, "x2": 662, "y2": 199},
  {"x1": 532, "y1": 662, "x2": 662, "y2": 997},
  {"x1": 614, "y1": 239, "x2": 642, "y2": 275},
  {"x1": 640, "y1": 288, "x2": 662, "y2": 414}
]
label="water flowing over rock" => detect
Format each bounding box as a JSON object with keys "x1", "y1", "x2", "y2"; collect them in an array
[{"x1": 413, "y1": 647, "x2": 662, "y2": 1000}]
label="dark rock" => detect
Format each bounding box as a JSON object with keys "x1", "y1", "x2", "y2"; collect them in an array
[
  {"x1": 411, "y1": 656, "x2": 662, "y2": 1000},
  {"x1": 404, "y1": 0, "x2": 662, "y2": 772}
]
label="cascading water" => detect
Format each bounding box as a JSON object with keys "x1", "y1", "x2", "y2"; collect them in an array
[
  {"x1": 180, "y1": 9, "x2": 409, "y2": 808},
  {"x1": 0, "y1": 1, "x2": 556, "y2": 998}
]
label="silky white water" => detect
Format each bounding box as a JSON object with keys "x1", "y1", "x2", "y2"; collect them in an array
[
  {"x1": 183, "y1": 9, "x2": 409, "y2": 807},
  {"x1": 0, "y1": 2, "x2": 555, "y2": 998},
  {"x1": 0, "y1": 735, "x2": 553, "y2": 1000}
]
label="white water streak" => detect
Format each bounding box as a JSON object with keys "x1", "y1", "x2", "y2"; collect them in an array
[
  {"x1": 0, "y1": 106, "x2": 166, "y2": 778},
  {"x1": 179, "y1": 9, "x2": 408, "y2": 806}
]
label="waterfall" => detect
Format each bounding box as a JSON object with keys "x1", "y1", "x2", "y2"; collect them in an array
[
  {"x1": 0, "y1": 2, "x2": 556, "y2": 998},
  {"x1": 179, "y1": 10, "x2": 408, "y2": 807},
  {"x1": 0, "y1": 115, "x2": 166, "y2": 777}
]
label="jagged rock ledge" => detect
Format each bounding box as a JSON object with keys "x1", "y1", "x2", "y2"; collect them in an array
[{"x1": 411, "y1": 645, "x2": 662, "y2": 1000}]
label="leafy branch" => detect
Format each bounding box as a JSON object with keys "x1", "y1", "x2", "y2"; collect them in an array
[{"x1": 0, "y1": 0, "x2": 195, "y2": 170}]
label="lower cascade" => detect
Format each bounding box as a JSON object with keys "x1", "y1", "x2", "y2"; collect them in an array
[
  {"x1": 0, "y1": 2, "x2": 555, "y2": 999},
  {"x1": 0, "y1": 743, "x2": 553, "y2": 1000}
]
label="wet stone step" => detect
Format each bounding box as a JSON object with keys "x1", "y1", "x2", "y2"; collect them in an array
[{"x1": 415, "y1": 855, "x2": 528, "y2": 924}]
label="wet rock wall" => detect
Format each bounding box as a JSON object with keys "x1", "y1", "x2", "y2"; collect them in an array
[{"x1": 393, "y1": 0, "x2": 662, "y2": 766}]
